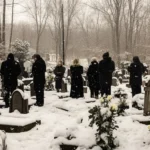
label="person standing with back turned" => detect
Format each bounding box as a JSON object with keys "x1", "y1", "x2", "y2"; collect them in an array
[
  {"x1": 1, "y1": 53, "x2": 21, "y2": 108},
  {"x1": 128, "y1": 56, "x2": 145, "y2": 97},
  {"x1": 99, "y1": 52, "x2": 115, "y2": 96},
  {"x1": 32, "y1": 54, "x2": 46, "y2": 106}
]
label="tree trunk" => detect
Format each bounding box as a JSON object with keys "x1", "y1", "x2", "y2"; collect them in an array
[
  {"x1": 36, "y1": 35, "x2": 40, "y2": 54},
  {"x1": 9, "y1": 0, "x2": 15, "y2": 48},
  {"x1": 0, "y1": 15, "x2": 2, "y2": 43},
  {"x1": 2, "y1": 0, "x2": 6, "y2": 46}
]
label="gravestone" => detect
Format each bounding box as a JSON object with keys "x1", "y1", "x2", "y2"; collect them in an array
[
  {"x1": 84, "y1": 86, "x2": 87, "y2": 93},
  {"x1": 9, "y1": 90, "x2": 28, "y2": 114},
  {"x1": 112, "y1": 77, "x2": 119, "y2": 86},
  {"x1": 83, "y1": 77, "x2": 87, "y2": 86},
  {"x1": 30, "y1": 82, "x2": 36, "y2": 97},
  {"x1": 18, "y1": 84, "x2": 24, "y2": 91},
  {"x1": 61, "y1": 79, "x2": 67, "y2": 93},
  {"x1": 144, "y1": 80, "x2": 150, "y2": 116}
]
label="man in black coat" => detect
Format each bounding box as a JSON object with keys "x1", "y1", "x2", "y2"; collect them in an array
[
  {"x1": 1, "y1": 53, "x2": 21, "y2": 107},
  {"x1": 87, "y1": 58, "x2": 99, "y2": 99},
  {"x1": 54, "y1": 61, "x2": 66, "y2": 92},
  {"x1": 99, "y1": 52, "x2": 115, "y2": 96},
  {"x1": 128, "y1": 56, "x2": 145, "y2": 97},
  {"x1": 32, "y1": 54, "x2": 46, "y2": 106}
]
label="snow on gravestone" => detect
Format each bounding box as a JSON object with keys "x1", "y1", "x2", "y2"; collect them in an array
[
  {"x1": 144, "y1": 80, "x2": 150, "y2": 116},
  {"x1": 9, "y1": 89, "x2": 29, "y2": 114},
  {"x1": 112, "y1": 77, "x2": 119, "y2": 86},
  {"x1": 30, "y1": 82, "x2": 36, "y2": 97}
]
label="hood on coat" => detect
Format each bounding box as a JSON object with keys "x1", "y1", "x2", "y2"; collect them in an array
[{"x1": 7, "y1": 53, "x2": 14, "y2": 61}]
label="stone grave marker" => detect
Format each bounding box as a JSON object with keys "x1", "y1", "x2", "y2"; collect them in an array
[
  {"x1": 9, "y1": 90, "x2": 28, "y2": 114},
  {"x1": 84, "y1": 86, "x2": 87, "y2": 93},
  {"x1": 112, "y1": 77, "x2": 119, "y2": 86},
  {"x1": 30, "y1": 82, "x2": 36, "y2": 97},
  {"x1": 144, "y1": 80, "x2": 150, "y2": 116},
  {"x1": 61, "y1": 79, "x2": 68, "y2": 93}
]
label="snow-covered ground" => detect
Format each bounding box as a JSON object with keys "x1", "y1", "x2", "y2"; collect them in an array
[{"x1": 0, "y1": 84, "x2": 150, "y2": 150}]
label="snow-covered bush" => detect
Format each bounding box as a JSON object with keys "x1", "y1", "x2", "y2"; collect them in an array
[
  {"x1": 11, "y1": 39, "x2": 30, "y2": 62},
  {"x1": 114, "y1": 88, "x2": 128, "y2": 99},
  {"x1": 100, "y1": 95, "x2": 112, "y2": 108},
  {"x1": 117, "y1": 97, "x2": 129, "y2": 116},
  {"x1": 132, "y1": 94, "x2": 144, "y2": 110},
  {"x1": 89, "y1": 106, "x2": 119, "y2": 150}
]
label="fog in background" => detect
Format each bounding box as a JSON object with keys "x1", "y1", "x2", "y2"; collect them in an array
[{"x1": 0, "y1": 0, "x2": 150, "y2": 66}]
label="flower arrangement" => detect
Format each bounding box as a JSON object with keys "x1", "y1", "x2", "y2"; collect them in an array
[
  {"x1": 89, "y1": 106, "x2": 119, "y2": 150},
  {"x1": 100, "y1": 95, "x2": 112, "y2": 107}
]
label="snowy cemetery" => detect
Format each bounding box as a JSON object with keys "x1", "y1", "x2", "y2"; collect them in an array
[{"x1": 0, "y1": 61, "x2": 150, "y2": 150}]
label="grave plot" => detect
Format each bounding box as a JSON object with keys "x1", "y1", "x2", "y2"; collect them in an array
[{"x1": 0, "y1": 116, "x2": 40, "y2": 133}]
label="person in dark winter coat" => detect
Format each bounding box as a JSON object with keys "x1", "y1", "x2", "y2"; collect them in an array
[
  {"x1": 32, "y1": 54, "x2": 46, "y2": 106},
  {"x1": 1, "y1": 53, "x2": 21, "y2": 107},
  {"x1": 54, "y1": 61, "x2": 66, "y2": 92},
  {"x1": 99, "y1": 52, "x2": 115, "y2": 96},
  {"x1": 87, "y1": 57, "x2": 99, "y2": 99},
  {"x1": 128, "y1": 56, "x2": 145, "y2": 97},
  {"x1": 70, "y1": 59, "x2": 84, "y2": 98}
]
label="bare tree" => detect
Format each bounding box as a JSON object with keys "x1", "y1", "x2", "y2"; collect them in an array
[
  {"x1": 2, "y1": 0, "x2": 6, "y2": 46},
  {"x1": 9, "y1": 0, "x2": 15, "y2": 48},
  {"x1": 27, "y1": 0, "x2": 50, "y2": 53},
  {"x1": 91, "y1": 0, "x2": 124, "y2": 67}
]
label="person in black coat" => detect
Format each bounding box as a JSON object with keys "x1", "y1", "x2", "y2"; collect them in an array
[
  {"x1": 87, "y1": 57, "x2": 99, "y2": 99},
  {"x1": 54, "y1": 61, "x2": 66, "y2": 92},
  {"x1": 70, "y1": 59, "x2": 84, "y2": 98},
  {"x1": 99, "y1": 52, "x2": 115, "y2": 96},
  {"x1": 1, "y1": 53, "x2": 21, "y2": 107},
  {"x1": 32, "y1": 54, "x2": 46, "y2": 106},
  {"x1": 128, "y1": 56, "x2": 145, "y2": 97}
]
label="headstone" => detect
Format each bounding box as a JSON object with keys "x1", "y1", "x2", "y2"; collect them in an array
[
  {"x1": 61, "y1": 80, "x2": 68, "y2": 93},
  {"x1": 83, "y1": 77, "x2": 87, "y2": 86},
  {"x1": 22, "y1": 78, "x2": 33, "y2": 86},
  {"x1": 112, "y1": 77, "x2": 119, "y2": 86},
  {"x1": 144, "y1": 80, "x2": 150, "y2": 116},
  {"x1": 30, "y1": 82, "x2": 36, "y2": 97},
  {"x1": 9, "y1": 90, "x2": 29, "y2": 114},
  {"x1": 84, "y1": 86, "x2": 87, "y2": 93}
]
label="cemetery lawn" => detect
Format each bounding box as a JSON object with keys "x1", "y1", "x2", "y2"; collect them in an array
[{"x1": 0, "y1": 84, "x2": 150, "y2": 150}]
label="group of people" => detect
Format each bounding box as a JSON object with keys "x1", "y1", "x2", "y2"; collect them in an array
[
  {"x1": 0, "y1": 52, "x2": 146, "y2": 108},
  {"x1": 1, "y1": 53, "x2": 46, "y2": 107},
  {"x1": 54, "y1": 52, "x2": 115, "y2": 99}
]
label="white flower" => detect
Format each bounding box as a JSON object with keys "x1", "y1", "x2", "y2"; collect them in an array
[
  {"x1": 107, "y1": 95, "x2": 112, "y2": 101},
  {"x1": 110, "y1": 104, "x2": 118, "y2": 111},
  {"x1": 100, "y1": 97, "x2": 104, "y2": 103}
]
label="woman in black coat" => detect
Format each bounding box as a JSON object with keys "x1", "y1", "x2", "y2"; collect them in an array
[
  {"x1": 70, "y1": 59, "x2": 84, "y2": 98},
  {"x1": 54, "y1": 61, "x2": 66, "y2": 92},
  {"x1": 87, "y1": 58, "x2": 99, "y2": 99},
  {"x1": 128, "y1": 56, "x2": 145, "y2": 97}
]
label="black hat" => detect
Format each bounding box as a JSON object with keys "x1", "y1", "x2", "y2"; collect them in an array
[{"x1": 103, "y1": 52, "x2": 109, "y2": 58}]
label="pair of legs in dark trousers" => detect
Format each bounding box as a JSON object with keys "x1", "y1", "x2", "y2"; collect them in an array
[
  {"x1": 4, "y1": 86, "x2": 16, "y2": 107},
  {"x1": 34, "y1": 84, "x2": 44, "y2": 106},
  {"x1": 131, "y1": 85, "x2": 141, "y2": 97},
  {"x1": 90, "y1": 87, "x2": 99, "y2": 98},
  {"x1": 101, "y1": 84, "x2": 111, "y2": 97}
]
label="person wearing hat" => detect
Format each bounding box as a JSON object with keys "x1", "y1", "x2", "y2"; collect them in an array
[
  {"x1": 128, "y1": 56, "x2": 145, "y2": 97},
  {"x1": 1, "y1": 53, "x2": 21, "y2": 107},
  {"x1": 99, "y1": 52, "x2": 115, "y2": 96},
  {"x1": 32, "y1": 54, "x2": 46, "y2": 106},
  {"x1": 87, "y1": 57, "x2": 99, "y2": 99}
]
